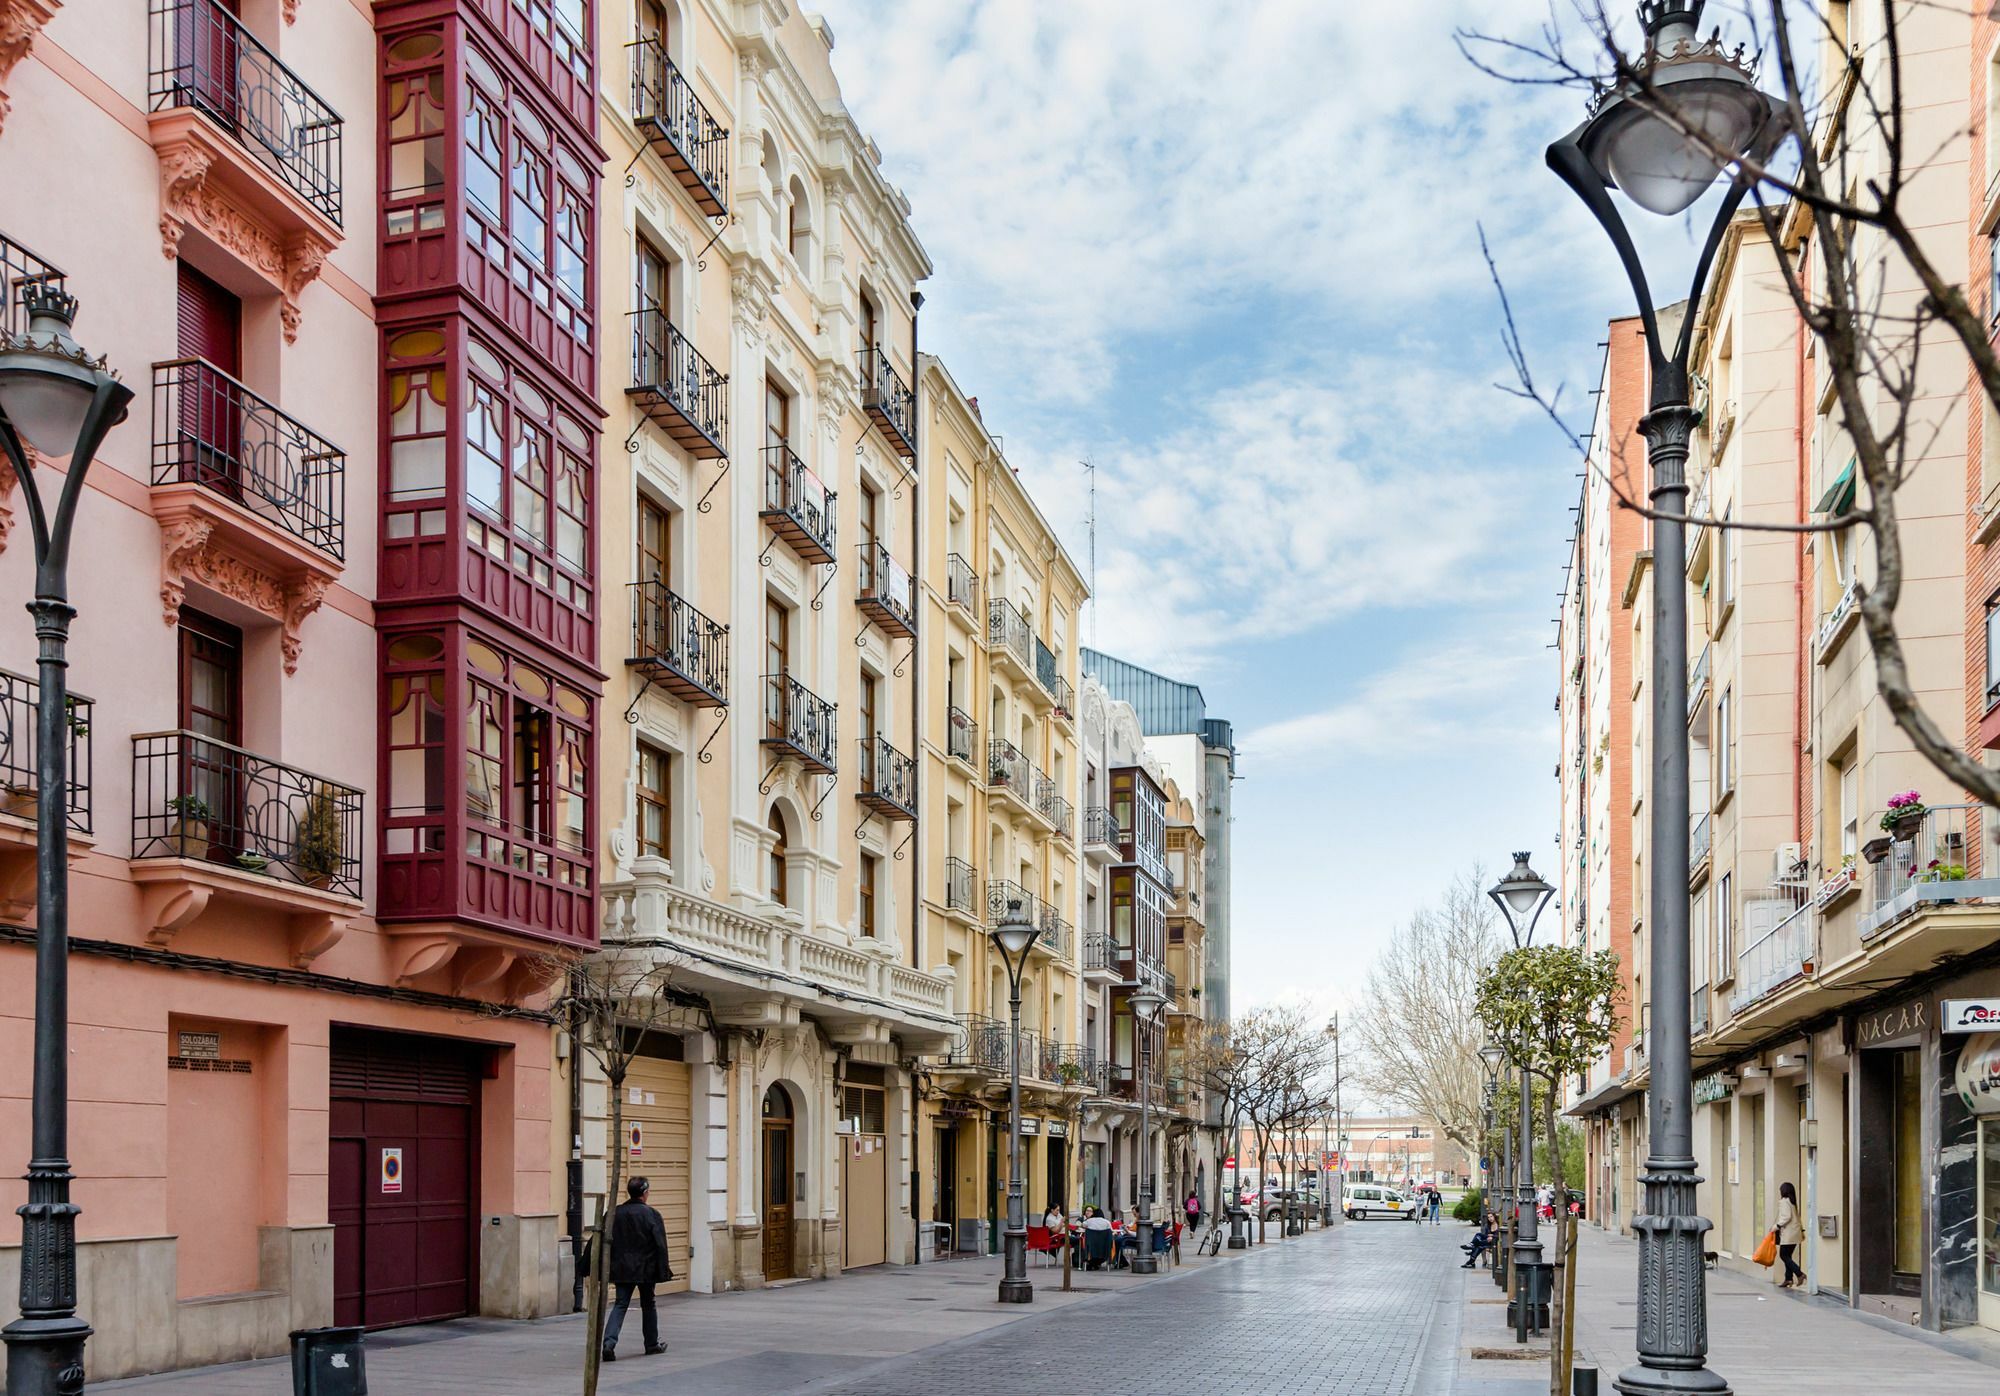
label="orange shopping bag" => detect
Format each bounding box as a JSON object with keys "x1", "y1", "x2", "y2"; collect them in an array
[{"x1": 1752, "y1": 1230, "x2": 1778, "y2": 1268}]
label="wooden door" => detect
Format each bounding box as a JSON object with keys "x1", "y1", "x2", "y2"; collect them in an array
[
  {"x1": 841, "y1": 1083, "x2": 887, "y2": 1269},
  {"x1": 177, "y1": 607, "x2": 242, "y2": 859},
  {"x1": 624, "y1": 1053, "x2": 692, "y2": 1296},
  {"x1": 761, "y1": 1086, "x2": 794, "y2": 1281},
  {"x1": 176, "y1": 263, "x2": 242, "y2": 493},
  {"x1": 764, "y1": 597, "x2": 788, "y2": 740}
]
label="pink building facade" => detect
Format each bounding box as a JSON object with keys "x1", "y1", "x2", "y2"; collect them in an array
[{"x1": 0, "y1": 0, "x2": 595, "y2": 1379}]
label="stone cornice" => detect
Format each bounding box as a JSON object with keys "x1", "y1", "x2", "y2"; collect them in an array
[{"x1": 0, "y1": 0, "x2": 60, "y2": 140}]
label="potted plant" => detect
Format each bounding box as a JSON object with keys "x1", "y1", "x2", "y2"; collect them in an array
[
  {"x1": 1882, "y1": 791, "x2": 1927, "y2": 840},
  {"x1": 165, "y1": 794, "x2": 212, "y2": 858},
  {"x1": 1057, "y1": 1061, "x2": 1084, "y2": 1087},
  {"x1": 297, "y1": 782, "x2": 342, "y2": 891},
  {"x1": 235, "y1": 849, "x2": 271, "y2": 874},
  {"x1": 63, "y1": 698, "x2": 87, "y2": 741}
]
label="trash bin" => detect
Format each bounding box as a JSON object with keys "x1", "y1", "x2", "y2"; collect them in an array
[{"x1": 290, "y1": 1326, "x2": 367, "y2": 1396}]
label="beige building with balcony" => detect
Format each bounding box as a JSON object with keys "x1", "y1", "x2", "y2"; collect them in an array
[
  {"x1": 912, "y1": 355, "x2": 1087, "y2": 1254},
  {"x1": 585, "y1": 0, "x2": 952, "y2": 1292}
]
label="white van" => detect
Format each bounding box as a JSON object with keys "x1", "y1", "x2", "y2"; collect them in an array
[{"x1": 1342, "y1": 1184, "x2": 1418, "y2": 1221}]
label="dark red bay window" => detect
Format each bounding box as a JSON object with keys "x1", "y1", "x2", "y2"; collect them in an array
[{"x1": 379, "y1": 623, "x2": 595, "y2": 945}]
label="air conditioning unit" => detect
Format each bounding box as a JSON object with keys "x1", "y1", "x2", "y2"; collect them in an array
[{"x1": 1774, "y1": 844, "x2": 1802, "y2": 879}]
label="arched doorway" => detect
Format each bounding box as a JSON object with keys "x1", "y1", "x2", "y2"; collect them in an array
[{"x1": 761, "y1": 1084, "x2": 795, "y2": 1281}]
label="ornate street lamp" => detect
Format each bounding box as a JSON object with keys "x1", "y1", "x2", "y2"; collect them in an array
[
  {"x1": 1225, "y1": 1044, "x2": 1249, "y2": 1250},
  {"x1": 989, "y1": 894, "x2": 1041, "y2": 1304},
  {"x1": 1128, "y1": 984, "x2": 1166, "y2": 1275},
  {"x1": 1489, "y1": 852, "x2": 1554, "y2": 1342},
  {"x1": 1480, "y1": 1039, "x2": 1507, "y2": 1287},
  {"x1": 0, "y1": 282, "x2": 131, "y2": 1396},
  {"x1": 1546, "y1": 3, "x2": 1785, "y2": 1389}
]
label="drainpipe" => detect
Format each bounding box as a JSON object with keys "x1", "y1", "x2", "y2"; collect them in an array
[{"x1": 909, "y1": 290, "x2": 924, "y2": 1262}]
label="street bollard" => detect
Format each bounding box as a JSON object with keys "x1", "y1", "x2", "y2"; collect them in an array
[
  {"x1": 1573, "y1": 1363, "x2": 1599, "y2": 1396},
  {"x1": 290, "y1": 1327, "x2": 367, "y2": 1396}
]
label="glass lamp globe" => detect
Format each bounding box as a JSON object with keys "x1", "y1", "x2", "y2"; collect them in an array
[
  {"x1": 0, "y1": 285, "x2": 120, "y2": 455},
  {"x1": 1131, "y1": 987, "x2": 1166, "y2": 1024},
  {"x1": 990, "y1": 898, "x2": 1037, "y2": 961}
]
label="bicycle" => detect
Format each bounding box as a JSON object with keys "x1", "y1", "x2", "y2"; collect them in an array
[{"x1": 1198, "y1": 1223, "x2": 1224, "y2": 1256}]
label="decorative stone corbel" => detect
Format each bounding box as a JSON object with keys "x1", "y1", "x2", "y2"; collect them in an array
[
  {"x1": 279, "y1": 238, "x2": 327, "y2": 345},
  {"x1": 142, "y1": 880, "x2": 212, "y2": 948},
  {"x1": 0, "y1": 0, "x2": 61, "y2": 141},
  {"x1": 156, "y1": 142, "x2": 216, "y2": 261},
  {"x1": 288, "y1": 911, "x2": 347, "y2": 968},
  {"x1": 281, "y1": 0, "x2": 297, "y2": 23},
  {"x1": 450, "y1": 945, "x2": 515, "y2": 994},
  {"x1": 392, "y1": 934, "x2": 458, "y2": 984},
  {"x1": 158, "y1": 517, "x2": 215, "y2": 624},
  {"x1": 279, "y1": 574, "x2": 329, "y2": 675}
]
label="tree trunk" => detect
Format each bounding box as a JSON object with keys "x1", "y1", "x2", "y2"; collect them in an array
[
  {"x1": 586, "y1": 1071, "x2": 627, "y2": 1396},
  {"x1": 1559, "y1": 1212, "x2": 1579, "y2": 1396},
  {"x1": 1542, "y1": 1087, "x2": 1563, "y2": 1396}
]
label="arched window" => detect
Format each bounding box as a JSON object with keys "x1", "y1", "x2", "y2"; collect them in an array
[
  {"x1": 763, "y1": 1083, "x2": 792, "y2": 1119},
  {"x1": 787, "y1": 177, "x2": 811, "y2": 266},
  {"x1": 760, "y1": 134, "x2": 782, "y2": 199},
  {"x1": 767, "y1": 808, "x2": 789, "y2": 905}
]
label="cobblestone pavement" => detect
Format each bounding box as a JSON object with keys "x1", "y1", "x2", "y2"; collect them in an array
[{"x1": 803, "y1": 1218, "x2": 1466, "y2": 1396}]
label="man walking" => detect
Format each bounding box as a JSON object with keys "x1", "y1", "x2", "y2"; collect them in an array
[
  {"x1": 603, "y1": 1176, "x2": 672, "y2": 1362},
  {"x1": 1429, "y1": 1187, "x2": 1442, "y2": 1226}
]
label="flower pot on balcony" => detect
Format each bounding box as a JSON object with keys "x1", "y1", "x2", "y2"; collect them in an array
[
  {"x1": 1891, "y1": 811, "x2": 1924, "y2": 841},
  {"x1": 171, "y1": 818, "x2": 210, "y2": 859},
  {"x1": 1861, "y1": 837, "x2": 1893, "y2": 866}
]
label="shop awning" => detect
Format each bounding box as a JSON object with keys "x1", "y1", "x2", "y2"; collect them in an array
[{"x1": 1813, "y1": 459, "x2": 1856, "y2": 517}]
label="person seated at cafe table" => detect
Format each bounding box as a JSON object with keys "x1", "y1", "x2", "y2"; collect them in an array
[{"x1": 1043, "y1": 1202, "x2": 1065, "y2": 1234}]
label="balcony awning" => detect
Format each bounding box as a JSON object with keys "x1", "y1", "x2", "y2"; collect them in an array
[{"x1": 1813, "y1": 459, "x2": 1856, "y2": 517}]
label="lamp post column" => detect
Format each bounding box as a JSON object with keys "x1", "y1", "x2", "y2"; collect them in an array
[
  {"x1": 999, "y1": 975, "x2": 1030, "y2": 1304},
  {"x1": 1496, "y1": 1123, "x2": 1512, "y2": 1290},
  {"x1": 1131, "y1": 1025, "x2": 1157, "y2": 1275},
  {"x1": 1515, "y1": 1066, "x2": 1541, "y2": 1341}
]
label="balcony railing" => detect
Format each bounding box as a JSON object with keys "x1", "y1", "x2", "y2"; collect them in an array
[
  {"x1": 943, "y1": 855, "x2": 979, "y2": 918},
  {"x1": 988, "y1": 877, "x2": 1038, "y2": 928},
  {"x1": 1817, "y1": 578, "x2": 1862, "y2": 657},
  {"x1": 1690, "y1": 812, "x2": 1711, "y2": 872},
  {"x1": 1691, "y1": 982, "x2": 1711, "y2": 1036},
  {"x1": 946, "y1": 553, "x2": 978, "y2": 611},
  {"x1": 1686, "y1": 480, "x2": 1709, "y2": 563},
  {"x1": 628, "y1": 308, "x2": 728, "y2": 459},
  {"x1": 0, "y1": 234, "x2": 63, "y2": 339},
  {"x1": 148, "y1": 0, "x2": 344, "y2": 224},
  {"x1": 1084, "y1": 930, "x2": 1114, "y2": 974},
  {"x1": 132, "y1": 729, "x2": 362, "y2": 896},
  {"x1": 1050, "y1": 674, "x2": 1075, "y2": 720},
  {"x1": 1052, "y1": 795, "x2": 1075, "y2": 840},
  {"x1": 1084, "y1": 805, "x2": 1121, "y2": 851},
  {"x1": 1034, "y1": 638, "x2": 1059, "y2": 695},
  {"x1": 1037, "y1": 909, "x2": 1073, "y2": 959},
  {"x1": 629, "y1": 581, "x2": 727, "y2": 707},
  {"x1": 1860, "y1": 802, "x2": 2000, "y2": 939},
  {"x1": 988, "y1": 737, "x2": 1033, "y2": 803},
  {"x1": 858, "y1": 345, "x2": 916, "y2": 456},
  {"x1": 152, "y1": 358, "x2": 345, "y2": 560},
  {"x1": 761, "y1": 445, "x2": 837, "y2": 565},
  {"x1": 1687, "y1": 642, "x2": 1710, "y2": 719},
  {"x1": 1041, "y1": 1041, "x2": 1100, "y2": 1091},
  {"x1": 0, "y1": 667, "x2": 92, "y2": 834},
  {"x1": 946, "y1": 706, "x2": 978, "y2": 765},
  {"x1": 857, "y1": 542, "x2": 916, "y2": 638},
  {"x1": 856, "y1": 735, "x2": 916, "y2": 821},
  {"x1": 1731, "y1": 885, "x2": 1813, "y2": 1013},
  {"x1": 627, "y1": 38, "x2": 728, "y2": 216},
  {"x1": 988, "y1": 597, "x2": 1032, "y2": 673},
  {"x1": 761, "y1": 672, "x2": 836, "y2": 774},
  {"x1": 1033, "y1": 771, "x2": 1057, "y2": 824},
  {"x1": 941, "y1": 1013, "x2": 1008, "y2": 1073}
]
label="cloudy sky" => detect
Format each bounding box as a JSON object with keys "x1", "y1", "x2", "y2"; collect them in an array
[{"x1": 813, "y1": 0, "x2": 1720, "y2": 1013}]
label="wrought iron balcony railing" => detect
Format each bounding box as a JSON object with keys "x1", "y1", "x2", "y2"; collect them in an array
[
  {"x1": 946, "y1": 553, "x2": 978, "y2": 612},
  {"x1": 858, "y1": 345, "x2": 915, "y2": 456},
  {"x1": 0, "y1": 666, "x2": 92, "y2": 834},
  {"x1": 629, "y1": 581, "x2": 727, "y2": 707},
  {"x1": 628, "y1": 308, "x2": 728, "y2": 459},
  {"x1": 1032, "y1": 770, "x2": 1057, "y2": 825},
  {"x1": 943, "y1": 855, "x2": 979, "y2": 918},
  {"x1": 761, "y1": 444, "x2": 837, "y2": 565},
  {"x1": 132, "y1": 729, "x2": 363, "y2": 896},
  {"x1": 1083, "y1": 805, "x2": 1121, "y2": 850},
  {"x1": 946, "y1": 706, "x2": 978, "y2": 765},
  {"x1": 627, "y1": 38, "x2": 728, "y2": 217},
  {"x1": 152, "y1": 358, "x2": 345, "y2": 560},
  {"x1": 857, "y1": 542, "x2": 916, "y2": 638},
  {"x1": 988, "y1": 737, "x2": 1033, "y2": 803},
  {"x1": 0, "y1": 234, "x2": 63, "y2": 339},
  {"x1": 857, "y1": 735, "x2": 916, "y2": 821},
  {"x1": 1052, "y1": 796, "x2": 1075, "y2": 840},
  {"x1": 1035, "y1": 638, "x2": 1058, "y2": 695},
  {"x1": 1051, "y1": 674, "x2": 1075, "y2": 720},
  {"x1": 941, "y1": 1013, "x2": 1008, "y2": 1073},
  {"x1": 1036, "y1": 908, "x2": 1073, "y2": 959},
  {"x1": 988, "y1": 597, "x2": 1032, "y2": 672},
  {"x1": 148, "y1": 0, "x2": 344, "y2": 224},
  {"x1": 761, "y1": 672, "x2": 836, "y2": 774},
  {"x1": 1084, "y1": 930, "x2": 1114, "y2": 973},
  {"x1": 988, "y1": 877, "x2": 1038, "y2": 928}
]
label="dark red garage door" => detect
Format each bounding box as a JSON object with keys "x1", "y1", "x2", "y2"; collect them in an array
[{"x1": 329, "y1": 1028, "x2": 479, "y2": 1329}]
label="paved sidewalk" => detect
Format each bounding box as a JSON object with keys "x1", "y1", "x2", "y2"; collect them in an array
[
  {"x1": 1455, "y1": 1221, "x2": 2000, "y2": 1395},
  {"x1": 91, "y1": 1230, "x2": 1266, "y2": 1394}
]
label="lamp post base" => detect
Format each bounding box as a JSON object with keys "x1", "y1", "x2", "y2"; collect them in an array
[
  {"x1": 996, "y1": 1276, "x2": 1034, "y2": 1305},
  {"x1": 1226, "y1": 1208, "x2": 1247, "y2": 1249},
  {"x1": 1129, "y1": 1255, "x2": 1157, "y2": 1275},
  {"x1": 4, "y1": 1313, "x2": 92, "y2": 1396},
  {"x1": 1613, "y1": 1366, "x2": 1731, "y2": 1396},
  {"x1": 999, "y1": 1229, "x2": 1031, "y2": 1305}
]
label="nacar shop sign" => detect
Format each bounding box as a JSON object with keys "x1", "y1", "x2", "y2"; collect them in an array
[{"x1": 1943, "y1": 999, "x2": 2000, "y2": 1033}]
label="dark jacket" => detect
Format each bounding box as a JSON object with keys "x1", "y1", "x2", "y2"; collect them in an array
[{"x1": 608, "y1": 1198, "x2": 672, "y2": 1286}]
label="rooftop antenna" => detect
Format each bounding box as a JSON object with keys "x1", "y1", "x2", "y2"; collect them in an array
[{"x1": 1083, "y1": 457, "x2": 1096, "y2": 652}]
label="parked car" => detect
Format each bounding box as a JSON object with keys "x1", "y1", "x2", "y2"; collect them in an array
[
  {"x1": 1342, "y1": 1184, "x2": 1420, "y2": 1221},
  {"x1": 1259, "y1": 1189, "x2": 1322, "y2": 1223}
]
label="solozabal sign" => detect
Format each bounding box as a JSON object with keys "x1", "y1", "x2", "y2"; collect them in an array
[{"x1": 1942, "y1": 1000, "x2": 2000, "y2": 1034}]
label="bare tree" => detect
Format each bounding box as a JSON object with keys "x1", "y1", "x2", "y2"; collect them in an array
[
  {"x1": 1233, "y1": 1005, "x2": 1336, "y2": 1243},
  {"x1": 1465, "y1": 0, "x2": 2000, "y2": 813},
  {"x1": 1348, "y1": 870, "x2": 1503, "y2": 1155},
  {"x1": 488, "y1": 948, "x2": 694, "y2": 1396}
]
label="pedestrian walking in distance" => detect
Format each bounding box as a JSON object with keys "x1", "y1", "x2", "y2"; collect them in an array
[
  {"x1": 1774, "y1": 1181, "x2": 1806, "y2": 1289},
  {"x1": 1185, "y1": 1190, "x2": 1202, "y2": 1234},
  {"x1": 603, "y1": 1176, "x2": 672, "y2": 1362},
  {"x1": 1429, "y1": 1188, "x2": 1442, "y2": 1225}
]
